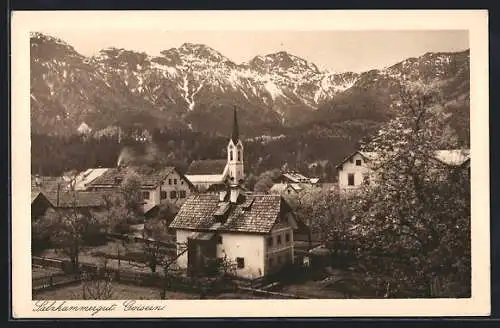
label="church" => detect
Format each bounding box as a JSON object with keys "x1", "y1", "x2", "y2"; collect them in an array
[
  {"x1": 184, "y1": 108, "x2": 245, "y2": 192},
  {"x1": 169, "y1": 108, "x2": 298, "y2": 279}
]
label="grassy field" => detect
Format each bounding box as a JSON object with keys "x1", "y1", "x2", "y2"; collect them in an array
[{"x1": 33, "y1": 282, "x2": 200, "y2": 300}]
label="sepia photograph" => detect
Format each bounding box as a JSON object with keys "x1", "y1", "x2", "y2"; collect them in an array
[{"x1": 11, "y1": 10, "x2": 489, "y2": 318}]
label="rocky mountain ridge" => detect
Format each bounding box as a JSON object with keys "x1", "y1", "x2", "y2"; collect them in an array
[{"x1": 30, "y1": 32, "x2": 470, "y2": 138}]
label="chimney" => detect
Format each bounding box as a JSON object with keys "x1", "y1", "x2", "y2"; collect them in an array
[
  {"x1": 219, "y1": 190, "x2": 227, "y2": 202},
  {"x1": 230, "y1": 187, "x2": 240, "y2": 204},
  {"x1": 35, "y1": 175, "x2": 41, "y2": 187}
]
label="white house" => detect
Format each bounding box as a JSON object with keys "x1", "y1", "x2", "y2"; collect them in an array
[
  {"x1": 169, "y1": 190, "x2": 297, "y2": 279},
  {"x1": 87, "y1": 165, "x2": 195, "y2": 213},
  {"x1": 336, "y1": 151, "x2": 379, "y2": 190},
  {"x1": 169, "y1": 108, "x2": 297, "y2": 279},
  {"x1": 336, "y1": 149, "x2": 470, "y2": 190}
]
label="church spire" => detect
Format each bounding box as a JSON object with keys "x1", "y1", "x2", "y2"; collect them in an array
[{"x1": 231, "y1": 106, "x2": 239, "y2": 144}]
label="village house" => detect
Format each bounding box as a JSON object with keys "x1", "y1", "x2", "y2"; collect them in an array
[
  {"x1": 269, "y1": 171, "x2": 320, "y2": 197},
  {"x1": 31, "y1": 187, "x2": 113, "y2": 223},
  {"x1": 169, "y1": 109, "x2": 299, "y2": 279},
  {"x1": 86, "y1": 165, "x2": 195, "y2": 213},
  {"x1": 71, "y1": 168, "x2": 111, "y2": 191},
  {"x1": 273, "y1": 171, "x2": 320, "y2": 185},
  {"x1": 184, "y1": 108, "x2": 244, "y2": 192},
  {"x1": 336, "y1": 149, "x2": 470, "y2": 190}
]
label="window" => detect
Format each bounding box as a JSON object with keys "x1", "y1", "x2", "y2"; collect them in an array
[
  {"x1": 287, "y1": 190, "x2": 291, "y2": 194},
  {"x1": 348, "y1": 173, "x2": 355, "y2": 186},
  {"x1": 236, "y1": 257, "x2": 245, "y2": 269},
  {"x1": 237, "y1": 151, "x2": 241, "y2": 161},
  {"x1": 181, "y1": 180, "x2": 184, "y2": 185},
  {"x1": 267, "y1": 236, "x2": 273, "y2": 247},
  {"x1": 216, "y1": 236, "x2": 223, "y2": 244},
  {"x1": 268, "y1": 258, "x2": 274, "y2": 267},
  {"x1": 180, "y1": 190, "x2": 187, "y2": 198},
  {"x1": 142, "y1": 191, "x2": 150, "y2": 200},
  {"x1": 160, "y1": 191, "x2": 167, "y2": 199},
  {"x1": 277, "y1": 235, "x2": 282, "y2": 245},
  {"x1": 356, "y1": 159, "x2": 362, "y2": 166},
  {"x1": 230, "y1": 151, "x2": 233, "y2": 161},
  {"x1": 285, "y1": 233, "x2": 290, "y2": 243},
  {"x1": 174, "y1": 179, "x2": 177, "y2": 185},
  {"x1": 168, "y1": 179, "x2": 172, "y2": 185},
  {"x1": 170, "y1": 191, "x2": 177, "y2": 199}
]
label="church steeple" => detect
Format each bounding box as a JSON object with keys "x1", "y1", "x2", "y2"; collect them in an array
[
  {"x1": 227, "y1": 106, "x2": 244, "y2": 190},
  {"x1": 231, "y1": 106, "x2": 239, "y2": 144}
]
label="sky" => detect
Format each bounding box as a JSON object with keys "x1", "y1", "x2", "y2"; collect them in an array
[{"x1": 38, "y1": 30, "x2": 469, "y2": 73}]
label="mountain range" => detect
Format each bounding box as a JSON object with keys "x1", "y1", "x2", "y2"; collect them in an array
[{"x1": 30, "y1": 32, "x2": 470, "y2": 142}]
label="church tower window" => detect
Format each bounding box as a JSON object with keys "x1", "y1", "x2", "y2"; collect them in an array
[
  {"x1": 230, "y1": 151, "x2": 233, "y2": 161},
  {"x1": 237, "y1": 151, "x2": 241, "y2": 161}
]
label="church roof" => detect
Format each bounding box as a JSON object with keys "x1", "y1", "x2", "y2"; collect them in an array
[
  {"x1": 169, "y1": 193, "x2": 291, "y2": 234},
  {"x1": 185, "y1": 159, "x2": 228, "y2": 175},
  {"x1": 231, "y1": 107, "x2": 239, "y2": 144}
]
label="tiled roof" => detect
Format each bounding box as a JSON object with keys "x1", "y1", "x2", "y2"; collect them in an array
[
  {"x1": 280, "y1": 172, "x2": 311, "y2": 183},
  {"x1": 43, "y1": 190, "x2": 113, "y2": 208},
  {"x1": 31, "y1": 176, "x2": 67, "y2": 193},
  {"x1": 169, "y1": 193, "x2": 287, "y2": 234},
  {"x1": 185, "y1": 159, "x2": 227, "y2": 175},
  {"x1": 88, "y1": 166, "x2": 178, "y2": 188},
  {"x1": 73, "y1": 168, "x2": 111, "y2": 190}
]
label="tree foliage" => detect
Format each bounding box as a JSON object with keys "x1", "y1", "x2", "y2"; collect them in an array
[{"x1": 350, "y1": 81, "x2": 471, "y2": 297}]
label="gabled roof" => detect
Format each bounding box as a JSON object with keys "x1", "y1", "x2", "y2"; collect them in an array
[
  {"x1": 185, "y1": 159, "x2": 228, "y2": 176},
  {"x1": 88, "y1": 166, "x2": 187, "y2": 189},
  {"x1": 336, "y1": 151, "x2": 379, "y2": 169},
  {"x1": 73, "y1": 168, "x2": 111, "y2": 190},
  {"x1": 31, "y1": 175, "x2": 67, "y2": 193},
  {"x1": 277, "y1": 171, "x2": 313, "y2": 184},
  {"x1": 169, "y1": 193, "x2": 291, "y2": 234},
  {"x1": 42, "y1": 190, "x2": 113, "y2": 208}
]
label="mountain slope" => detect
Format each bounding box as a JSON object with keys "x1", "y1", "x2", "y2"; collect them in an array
[{"x1": 30, "y1": 32, "x2": 469, "y2": 141}]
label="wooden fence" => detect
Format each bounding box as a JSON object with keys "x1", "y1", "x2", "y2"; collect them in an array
[{"x1": 32, "y1": 272, "x2": 81, "y2": 291}]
